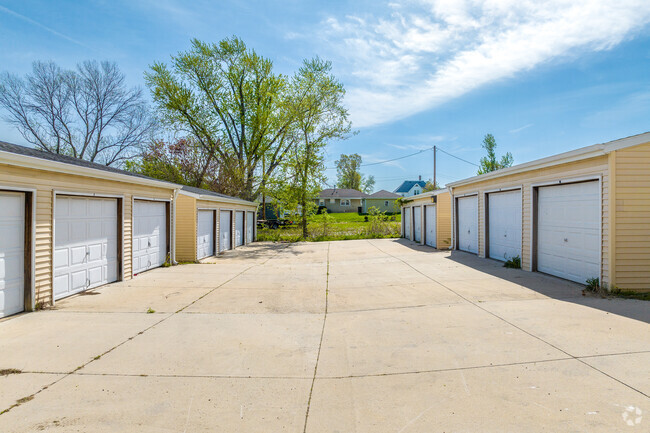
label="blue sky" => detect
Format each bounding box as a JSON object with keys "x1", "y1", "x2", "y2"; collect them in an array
[{"x1": 1, "y1": 0, "x2": 650, "y2": 191}]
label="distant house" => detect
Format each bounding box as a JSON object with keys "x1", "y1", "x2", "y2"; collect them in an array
[
  {"x1": 394, "y1": 178, "x2": 427, "y2": 197},
  {"x1": 316, "y1": 188, "x2": 369, "y2": 213},
  {"x1": 366, "y1": 190, "x2": 401, "y2": 213}
]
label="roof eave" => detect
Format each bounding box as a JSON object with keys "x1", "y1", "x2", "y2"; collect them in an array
[
  {"x1": 179, "y1": 189, "x2": 257, "y2": 207},
  {"x1": 0, "y1": 149, "x2": 180, "y2": 190}
]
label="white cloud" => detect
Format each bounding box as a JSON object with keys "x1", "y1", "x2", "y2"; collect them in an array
[
  {"x1": 509, "y1": 123, "x2": 533, "y2": 134},
  {"x1": 320, "y1": 0, "x2": 650, "y2": 128}
]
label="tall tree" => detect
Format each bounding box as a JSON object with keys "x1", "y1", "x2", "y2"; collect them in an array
[
  {"x1": 0, "y1": 61, "x2": 153, "y2": 166},
  {"x1": 477, "y1": 133, "x2": 513, "y2": 175},
  {"x1": 271, "y1": 58, "x2": 352, "y2": 237},
  {"x1": 335, "y1": 153, "x2": 374, "y2": 193},
  {"x1": 146, "y1": 37, "x2": 305, "y2": 201},
  {"x1": 125, "y1": 137, "x2": 241, "y2": 193}
]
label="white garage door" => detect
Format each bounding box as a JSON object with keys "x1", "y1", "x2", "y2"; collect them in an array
[
  {"x1": 54, "y1": 196, "x2": 118, "y2": 300},
  {"x1": 246, "y1": 212, "x2": 254, "y2": 244},
  {"x1": 413, "y1": 206, "x2": 422, "y2": 243},
  {"x1": 488, "y1": 190, "x2": 522, "y2": 262},
  {"x1": 197, "y1": 210, "x2": 214, "y2": 259},
  {"x1": 0, "y1": 192, "x2": 24, "y2": 318},
  {"x1": 235, "y1": 211, "x2": 244, "y2": 247},
  {"x1": 132, "y1": 201, "x2": 167, "y2": 275},
  {"x1": 425, "y1": 205, "x2": 437, "y2": 248},
  {"x1": 404, "y1": 207, "x2": 411, "y2": 240},
  {"x1": 219, "y1": 210, "x2": 231, "y2": 252},
  {"x1": 457, "y1": 196, "x2": 478, "y2": 254},
  {"x1": 537, "y1": 181, "x2": 600, "y2": 284}
]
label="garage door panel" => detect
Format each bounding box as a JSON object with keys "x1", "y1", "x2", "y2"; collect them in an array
[
  {"x1": 197, "y1": 210, "x2": 215, "y2": 259},
  {"x1": 0, "y1": 191, "x2": 25, "y2": 317},
  {"x1": 220, "y1": 211, "x2": 231, "y2": 252},
  {"x1": 537, "y1": 181, "x2": 600, "y2": 284},
  {"x1": 413, "y1": 206, "x2": 421, "y2": 243},
  {"x1": 425, "y1": 205, "x2": 437, "y2": 248},
  {"x1": 55, "y1": 196, "x2": 119, "y2": 300},
  {"x1": 235, "y1": 211, "x2": 244, "y2": 247},
  {"x1": 246, "y1": 212, "x2": 254, "y2": 243},
  {"x1": 488, "y1": 190, "x2": 522, "y2": 261},
  {"x1": 457, "y1": 196, "x2": 478, "y2": 254},
  {"x1": 132, "y1": 201, "x2": 167, "y2": 274},
  {"x1": 404, "y1": 208, "x2": 411, "y2": 240}
]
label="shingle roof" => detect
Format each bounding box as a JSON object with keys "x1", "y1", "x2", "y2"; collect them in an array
[
  {"x1": 0, "y1": 140, "x2": 164, "y2": 183},
  {"x1": 318, "y1": 188, "x2": 369, "y2": 198},
  {"x1": 369, "y1": 189, "x2": 401, "y2": 199},
  {"x1": 181, "y1": 185, "x2": 255, "y2": 204},
  {"x1": 394, "y1": 180, "x2": 426, "y2": 193}
]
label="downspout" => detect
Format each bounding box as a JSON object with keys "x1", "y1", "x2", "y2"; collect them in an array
[{"x1": 172, "y1": 188, "x2": 179, "y2": 265}]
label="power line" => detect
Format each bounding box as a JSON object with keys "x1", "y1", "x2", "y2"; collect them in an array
[{"x1": 436, "y1": 147, "x2": 480, "y2": 167}]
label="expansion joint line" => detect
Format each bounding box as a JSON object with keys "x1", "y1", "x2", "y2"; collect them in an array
[
  {"x1": 0, "y1": 243, "x2": 293, "y2": 417},
  {"x1": 303, "y1": 242, "x2": 330, "y2": 433},
  {"x1": 366, "y1": 241, "x2": 649, "y2": 399}
]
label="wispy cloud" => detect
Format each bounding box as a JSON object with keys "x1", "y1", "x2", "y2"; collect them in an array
[
  {"x1": 509, "y1": 123, "x2": 534, "y2": 134},
  {"x1": 319, "y1": 0, "x2": 650, "y2": 128},
  {"x1": 0, "y1": 5, "x2": 92, "y2": 50}
]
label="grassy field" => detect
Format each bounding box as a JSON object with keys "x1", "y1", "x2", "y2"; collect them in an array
[{"x1": 257, "y1": 212, "x2": 402, "y2": 242}]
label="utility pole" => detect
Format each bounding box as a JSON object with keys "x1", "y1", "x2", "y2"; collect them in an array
[{"x1": 433, "y1": 145, "x2": 437, "y2": 190}]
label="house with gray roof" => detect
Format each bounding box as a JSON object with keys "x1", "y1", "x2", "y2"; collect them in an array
[
  {"x1": 315, "y1": 188, "x2": 369, "y2": 213},
  {"x1": 365, "y1": 189, "x2": 401, "y2": 213}
]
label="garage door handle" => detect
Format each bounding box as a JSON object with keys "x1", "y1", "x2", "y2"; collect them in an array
[
  {"x1": 467, "y1": 230, "x2": 470, "y2": 234},
  {"x1": 564, "y1": 238, "x2": 568, "y2": 242},
  {"x1": 86, "y1": 278, "x2": 90, "y2": 288},
  {"x1": 148, "y1": 240, "x2": 151, "y2": 247}
]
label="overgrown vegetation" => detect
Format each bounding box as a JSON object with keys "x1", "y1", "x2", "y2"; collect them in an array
[
  {"x1": 0, "y1": 368, "x2": 22, "y2": 376},
  {"x1": 503, "y1": 256, "x2": 521, "y2": 269},
  {"x1": 257, "y1": 210, "x2": 400, "y2": 242}
]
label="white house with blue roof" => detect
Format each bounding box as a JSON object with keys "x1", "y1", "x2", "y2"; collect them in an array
[{"x1": 394, "y1": 177, "x2": 427, "y2": 197}]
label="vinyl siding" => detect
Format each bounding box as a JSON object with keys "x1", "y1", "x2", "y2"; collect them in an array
[
  {"x1": 176, "y1": 195, "x2": 257, "y2": 261},
  {"x1": 0, "y1": 163, "x2": 175, "y2": 307},
  {"x1": 436, "y1": 192, "x2": 452, "y2": 249},
  {"x1": 175, "y1": 194, "x2": 197, "y2": 262},
  {"x1": 317, "y1": 198, "x2": 364, "y2": 213},
  {"x1": 451, "y1": 155, "x2": 609, "y2": 284},
  {"x1": 613, "y1": 142, "x2": 650, "y2": 290},
  {"x1": 400, "y1": 191, "x2": 453, "y2": 249},
  {"x1": 365, "y1": 198, "x2": 400, "y2": 213}
]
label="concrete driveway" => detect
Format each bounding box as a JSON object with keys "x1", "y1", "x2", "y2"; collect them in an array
[{"x1": 1, "y1": 239, "x2": 648, "y2": 432}]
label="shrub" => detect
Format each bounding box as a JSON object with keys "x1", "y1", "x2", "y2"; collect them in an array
[{"x1": 585, "y1": 277, "x2": 600, "y2": 292}]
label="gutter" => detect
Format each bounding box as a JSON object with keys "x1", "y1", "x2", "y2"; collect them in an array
[{"x1": 0, "y1": 149, "x2": 180, "y2": 190}]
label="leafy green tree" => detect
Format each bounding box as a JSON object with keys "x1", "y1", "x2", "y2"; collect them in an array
[
  {"x1": 269, "y1": 58, "x2": 352, "y2": 237},
  {"x1": 146, "y1": 37, "x2": 302, "y2": 201},
  {"x1": 335, "y1": 153, "x2": 374, "y2": 193},
  {"x1": 477, "y1": 134, "x2": 513, "y2": 175},
  {"x1": 422, "y1": 179, "x2": 440, "y2": 192}
]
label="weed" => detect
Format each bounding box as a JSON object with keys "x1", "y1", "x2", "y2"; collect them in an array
[
  {"x1": 93, "y1": 355, "x2": 101, "y2": 360},
  {"x1": 0, "y1": 368, "x2": 22, "y2": 376},
  {"x1": 608, "y1": 288, "x2": 650, "y2": 301},
  {"x1": 34, "y1": 301, "x2": 46, "y2": 311},
  {"x1": 585, "y1": 277, "x2": 600, "y2": 292},
  {"x1": 503, "y1": 256, "x2": 521, "y2": 269},
  {"x1": 16, "y1": 395, "x2": 34, "y2": 404},
  {"x1": 146, "y1": 307, "x2": 156, "y2": 314}
]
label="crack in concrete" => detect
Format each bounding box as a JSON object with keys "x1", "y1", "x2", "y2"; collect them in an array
[
  {"x1": 302, "y1": 242, "x2": 330, "y2": 433},
  {"x1": 367, "y1": 240, "x2": 650, "y2": 399}
]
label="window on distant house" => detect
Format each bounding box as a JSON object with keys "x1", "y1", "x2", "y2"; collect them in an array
[
  {"x1": 341, "y1": 199, "x2": 350, "y2": 206},
  {"x1": 319, "y1": 199, "x2": 324, "y2": 206},
  {"x1": 330, "y1": 198, "x2": 335, "y2": 203},
  {"x1": 385, "y1": 200, "x2": 389, "y2": 207},
  {"x1": 414, "y1": 190, "x2": 420, "y2": 195}
]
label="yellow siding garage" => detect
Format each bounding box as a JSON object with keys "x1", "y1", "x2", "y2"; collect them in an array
[
  {"x1": 0, "y1": 142, "x2": 178, "y2": 314},
  {"x1": 447, "y1": 132, "x2": 650, "y2": 291},
  {"x1": 175, "y1": 186, "x2": 257, "y2": 262},
  {"x1": 400, "y1": 190, "x2": 452, "y2": 249}
]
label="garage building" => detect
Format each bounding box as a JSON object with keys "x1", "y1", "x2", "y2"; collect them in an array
[
  {"x1": 401, "y1": 190, "x2": 452, "y2": 249},
  {"x1": 175, "y1": 186, "x2": 257, "y2": 262},
  {"x1": 0, "y1": 141, "x2": 179, "y2": 318},
  {"x1": 447, "y1": 132, "x2": 650, "y2": 291}
]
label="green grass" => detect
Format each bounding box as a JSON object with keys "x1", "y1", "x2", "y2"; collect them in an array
[
  {"x1": 608, "y1": 290, "x2": 650, "y2": 301},
  {"x1": 257, "y1": 212, "x2": 401, "y2": 242}
]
